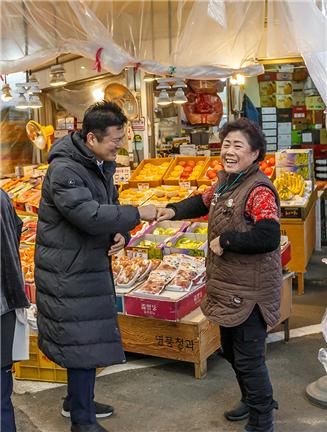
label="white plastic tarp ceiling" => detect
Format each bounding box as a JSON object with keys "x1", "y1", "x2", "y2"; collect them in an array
[{"x1": 0, "y1": 0, "x2": 326, "y2": 100}]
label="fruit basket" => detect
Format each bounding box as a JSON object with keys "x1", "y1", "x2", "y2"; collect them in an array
[
  {"x1": 163, "y1": 156, "x2": 209, "y2": 186},
  {"x1": 129, "y1": 157, "x2": 173, "y2": 188},
  {"x1": 197, "y1": 157, "x2": 223, "y2": 186}
]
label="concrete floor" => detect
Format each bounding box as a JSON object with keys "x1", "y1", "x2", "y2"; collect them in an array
[{"x1": 12, "y1": 248, "x2": 327, "y2": 432}]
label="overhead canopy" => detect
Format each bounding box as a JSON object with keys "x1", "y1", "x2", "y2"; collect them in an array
[{"x1": 0, "y1": 0, "x2": 326, "y2": 99}]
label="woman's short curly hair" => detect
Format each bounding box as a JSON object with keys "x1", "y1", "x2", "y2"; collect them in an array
[{"x1": 219, "y1": 118, "x2": 267, "y2": 162}]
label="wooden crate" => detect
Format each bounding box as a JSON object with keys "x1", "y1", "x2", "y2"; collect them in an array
[
  {"x1": 128, "y1": 157, "x2": 173, "y2": 188},
  {"x1": 163, "y1": 156, "x2": 209, "y2": 186},
  {"x1": 197, "y1": 156, "x2": 222, "y2": 186},
  {"x1": 118, "y1": 308, "x2": 220, "y2": 379}
]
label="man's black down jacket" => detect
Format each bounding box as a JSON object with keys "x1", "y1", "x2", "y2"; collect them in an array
[{"x1": 35, "y1": 132, "x2": 140, "y2": 369}]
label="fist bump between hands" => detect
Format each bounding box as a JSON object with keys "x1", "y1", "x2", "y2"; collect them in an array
[{"x1": 137, "y1": 205, "x2": 176, "y2": 222}]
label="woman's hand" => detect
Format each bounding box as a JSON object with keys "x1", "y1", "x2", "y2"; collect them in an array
[
  {"x1": 210, "y1": 236, "x2": 224, "y2": 256},
  {"x1": 156, "y1": 207, "x2": 176, "y2": 222}
]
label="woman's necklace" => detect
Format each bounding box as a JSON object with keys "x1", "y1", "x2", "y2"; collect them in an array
[{"x1": 211, "y1": 171, "x2": 244, "y2": 207}]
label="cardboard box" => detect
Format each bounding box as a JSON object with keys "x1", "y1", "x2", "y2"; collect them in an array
[
  {"x1": 306, "y1": 110, "x2": 324, "y2": 126},
  {"x1": 275, "y1": 149, "x2": 313, "y2": 167},
  {"x1": 276, "y1": 165, "x2": 312, "y2": 180},
  {"x1": 292, "y1": 106, "x2": 306, "y2": 119},
  {"x1": 305, "y1": 96, "x2": 325, "y2": 110},
  {"x1": 276, "y1": 72, "x2": 293, "y2": 81},
  {"x1": 276, "y1": 81, "x2": 293, "y2": 95},
  {"x1": 320, "y1": 129, "x2": 327, "y2": 145},
  {"x1": 259, "y1": 81, "x2": 276, "y2": 96},
  {"x1": 261, "y1": 107, "x2": 277, "y2": 114},
  {"x1": 262, "y1": 121, "x2": 277, "y2": 130},
  {"x1": 278, "y1": 122, "x2": 292, "y2": 134},
  {"x1": 276, "y1": 95, "x2": 293, "y2": 109},
  {"x1": 277, "y1": 109, "x2": 292, "y2": 122},
  {"x1": 292, "y1": 81, "x2": 304, "y2": 91},
  {"x1": 292, "y1": 92, "x2": 305, "y2": 107},
  {"x1": 280, "y1": 187, "x2": 317, "y2": 219},
  {"x1": 124, "y1": 284, "x2": 206, "y2": 321},
  {"x1": 291, "y1": 130, "x2": 302, "y2": 144},
  {"x1": 258, "y1": 72, "x2": 277, "y2": 82},
  {"x1": 302, "y1": 130, "x2": 320, "y2": 144},
  {"x1": 278, "y1": 134, "x2": 292, "y2": 146},
  {"x1": 292, "y1": 119, "x2": 307, "y2": 131},
  {"x1": 260, "y1": 95, "x2": 276, "y2": 107}
]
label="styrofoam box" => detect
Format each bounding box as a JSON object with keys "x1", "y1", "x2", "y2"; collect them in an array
[
  {"x1": 261, "y1": 107, "x2": 277, "y2": 114},
  {"x1": 278, "y1": 134, "x2": 292, "y2": 146},
  {"x1": 266, "y1": 136, "x2": 277, "y2": 144},
  {"x1": 264, "y1": 129, "x2": 277, "y2": 137},
  {"x1": 262, "y1": 122, "x2": 277, "y2": 130},
  {"x1": 262, "y1": 114, "x2": 277, "y2": 122},
  {"x1": 278, "y1": 122, "x2": 292, "y2": 134}
]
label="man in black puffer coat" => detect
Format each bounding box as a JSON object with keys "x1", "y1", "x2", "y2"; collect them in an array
[{"x1": 35, "y1": 101, "x2": 156, "y2": 432}]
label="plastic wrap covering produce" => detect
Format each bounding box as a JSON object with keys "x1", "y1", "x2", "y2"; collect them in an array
[
  {"x1": 1, "y1": 1, "x2": 327, "y2": 93},
  {"x1": 0, "y1": 105, "x2": 33, "y2": 177},
  {"x1": 318, "y1": 309, "x2": 327, "y2": 373}
]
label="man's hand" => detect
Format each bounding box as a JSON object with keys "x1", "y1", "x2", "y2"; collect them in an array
[
  {"x1": 210, "y1": 236, "x2": 224, "y2": 256},
  {"x1": 138, "y1": 204, "x2": 157, "y2": 222},
  {"x1": 108, "y1": 233, "x2": 126, "y2": 256},
  {"x1": 156, "y1": 207, "x2": 176, "y2": 222}
]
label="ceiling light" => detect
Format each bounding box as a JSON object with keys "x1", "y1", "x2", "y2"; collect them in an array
[
  {"x1": 93, "y1": 88, "x2": 104, "y2": 101},
  {"x1": 173, "y1": 88, "x2": 188, "y2": 104},
  {"x1": 157, "y1": 90, "x2": 172, "y2": 106},
  {"x1": 1, "y1": 83, "x2": 13, "y2": 102},
  {"x1": 49, "y1": 63, "x2": 67, "y2": 87},
  {"x1": 230, "y1": 74, "x2": 245, "y2": 85},
  {"x1": 29, "y1": 94, "x2": 43, "y2": 109},
  {"x1": 16, "y1": 94, "x2": 29, "y2": 110},
  {"x1": 172, "y1": 81, "x2": 187, "y2": 89},
  {"x1": 156, "y1": 83, "x2": 171, "y2": 90},
  {"x1": 144, "y1": 73, "x2": 156, "y2": 82}
]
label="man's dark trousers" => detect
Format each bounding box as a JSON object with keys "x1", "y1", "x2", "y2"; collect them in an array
[
  {"x1": 67, "y1": 368, "x2": 97, "y2": 425},
  {"x1": 1, "y1": 366, "x2": 16, "y2": 432},
  {"x1": 220, "y1": 304, "x2": 275, "y2": 414}
]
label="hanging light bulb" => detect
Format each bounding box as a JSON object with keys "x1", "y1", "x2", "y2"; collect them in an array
[
  {"x1": 173, "y1": 88, "x2": 187, "y2": 104},
  {"x1": 144, "y1": 73, "x2": 156, "y2": 82},
  {"x1": 16, "y1": 93, "x2": 29, "y2": 110},
  {"x1": 157, "y1": 90, "x2": 172, "y2": 106},
  {"x1": 29, "y1": 94, "x2": 43, "y2": 109},
  {"x1": 1, "y1": 83, "x2": 13, "y2": 102},
  {"x1": 49, "y1": 63, "x2": 67, "y2": 87}
]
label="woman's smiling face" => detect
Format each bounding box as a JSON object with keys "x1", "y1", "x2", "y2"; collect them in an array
[{"x1": 221, "y1": 130, "x2": 259, "y2": 174}]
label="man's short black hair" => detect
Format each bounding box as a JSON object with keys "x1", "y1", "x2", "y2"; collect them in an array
[
  {"x1": 81, "y1": 100, "x2": 127, "y2": 142},
  {"x1": 219, "y1": 118, "x2": 267, "y2": 162}
]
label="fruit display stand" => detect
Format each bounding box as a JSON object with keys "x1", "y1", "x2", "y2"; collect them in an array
[
  {"x1": 128, "y1": 157, "x2": 172, "y2": 188},
  {"x1": 118, "y1": 271, "x2": 293, "y2": 378},
  {"x1": 280, "y1": 186, "x2": 318, "y2": 295},
  {"x1": 118, "y1": 307, "x2": 220, "y2": 379}
]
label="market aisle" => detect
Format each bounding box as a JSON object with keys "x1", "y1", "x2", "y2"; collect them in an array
[{"x1": 13, "y1": 333, "x2": 326, "y2": 432}]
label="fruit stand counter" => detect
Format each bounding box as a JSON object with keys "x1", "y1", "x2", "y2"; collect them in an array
[
  {"x1": 280, "y1": 188, "x2": 318, "y2": 295},
  {"x1": 117, "y1": 273, "x2": 293, "y2": 379},
  {"x1": 118, "y1": 308, "x2": 220, "y2": 379}
]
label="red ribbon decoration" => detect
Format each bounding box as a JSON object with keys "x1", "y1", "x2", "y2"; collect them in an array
[
  {"x1": 92, "y1": 47, "x2": 104, "y2": 73},
  {"x1": 0, "y1": 75, "x2": 4, "y2": 81},
  {"x1": 134, "y1": 62, "x2": 141, "y2": 73}
]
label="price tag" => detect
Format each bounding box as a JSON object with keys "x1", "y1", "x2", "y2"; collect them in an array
[
  {"x1": 138, "y1": 183, "x2": 150, "y2": 190},
  {"x1": 179, "y1": 181, "x2": 191, "y2": 189}
]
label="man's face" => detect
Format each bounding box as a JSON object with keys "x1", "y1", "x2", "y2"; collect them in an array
[
  {"x1": 220, "y1": 130, "x2": 259, "y2": 174},
  {"x1": 86, "y1": 125, "x2": 125, "y2": 162}
]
